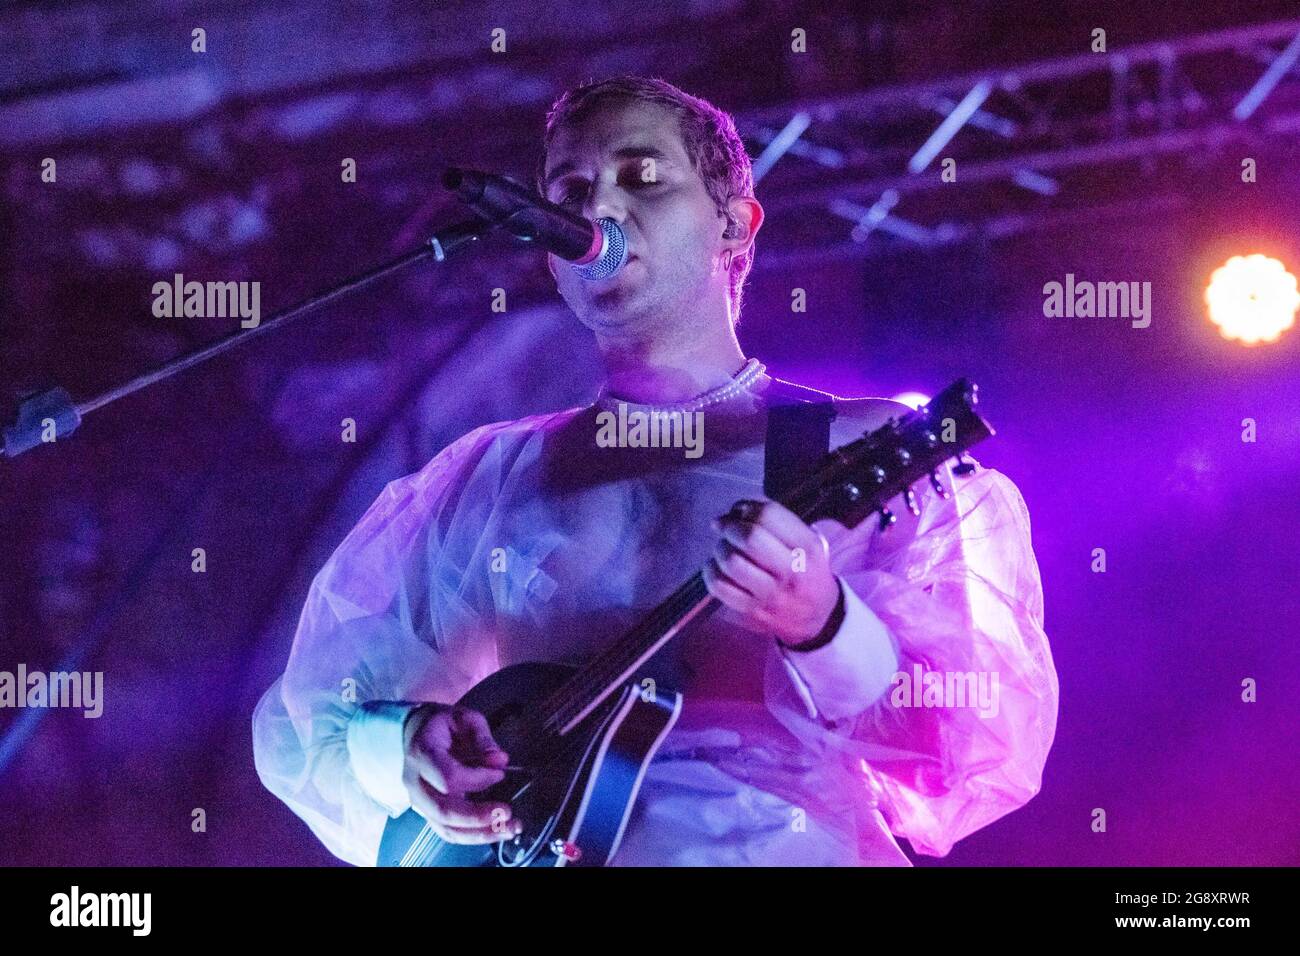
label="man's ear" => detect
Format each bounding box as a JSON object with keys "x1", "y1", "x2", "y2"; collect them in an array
[
  {"x1": 546, "y1": 252, "x2": 558, "y2": 281},
  {"x1": 722, "y1": 196, "x2": 764, "y2": 256}
]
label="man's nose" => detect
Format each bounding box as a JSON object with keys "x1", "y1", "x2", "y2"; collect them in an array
[{"x1": 584, "y1": 178, "x2": 627, "y2": 223}]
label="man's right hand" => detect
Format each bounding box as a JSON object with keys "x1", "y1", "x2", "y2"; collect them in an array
[{"x1": 401, "y1": 703, "x2": 521, "y2": 844}]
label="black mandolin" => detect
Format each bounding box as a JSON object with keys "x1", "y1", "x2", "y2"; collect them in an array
[{"x1": 377, "y1": 379, "x2": 994, "y2": 866}]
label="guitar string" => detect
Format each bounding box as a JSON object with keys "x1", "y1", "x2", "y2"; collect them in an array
[{"x1": 540, "y1": 574, "x2": 712, "y2": 733}]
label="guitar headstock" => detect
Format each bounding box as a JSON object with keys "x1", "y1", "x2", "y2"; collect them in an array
[{"x1": 789, "y1": 378, "x2": 995, "y2": 531}]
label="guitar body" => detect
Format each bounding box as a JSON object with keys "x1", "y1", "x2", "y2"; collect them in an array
[{"x1": 377, "y1": 662, "x2": 682, "y2": 867}]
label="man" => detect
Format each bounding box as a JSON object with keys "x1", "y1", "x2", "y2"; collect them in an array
[{"x1": 252, "y1": 76, "x2": 1059, "y2": 866}]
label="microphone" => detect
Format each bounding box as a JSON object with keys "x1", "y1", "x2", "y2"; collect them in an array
[{"x1": 442, "y1": 168, "x2": 627, "y2": 281}]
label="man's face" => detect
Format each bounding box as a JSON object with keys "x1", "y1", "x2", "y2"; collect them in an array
[{"x1": 542, "y1": 99, "x2": 730, "y2": 337}]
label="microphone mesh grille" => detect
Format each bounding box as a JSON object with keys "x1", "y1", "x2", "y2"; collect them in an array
[{"x1": 573, "y1": 218, "x2": 627, "y2": 281}]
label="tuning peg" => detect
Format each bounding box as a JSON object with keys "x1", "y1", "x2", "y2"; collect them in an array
[
  {"x1": 903, "y1": 487, "x2": 920, "y2": 516},
  {"x1": 929, "y1": 470, "x2": 950, "y2": 499},
  {"x1": 952, "y1": 454, "x2": 977, "y2": 476},
  {"x1": 877, "y1": 507, "x2": 896, "y2": 532}
]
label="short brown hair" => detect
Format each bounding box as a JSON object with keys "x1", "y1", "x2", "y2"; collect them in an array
[{"x1": 539, "y1": 75, "x2": 756, "y2": 319}]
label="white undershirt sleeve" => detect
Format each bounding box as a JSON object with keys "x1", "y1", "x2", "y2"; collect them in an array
[
  {"x1": 777, "y1": 575, "x2": 901, "y2": 725},
  {"x1": 346, "y1": 700, "x2": 421, "y2": 817}
]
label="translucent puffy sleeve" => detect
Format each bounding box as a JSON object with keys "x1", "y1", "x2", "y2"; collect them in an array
[
  {"x1": 251, "y1": 423, "x2": 505, "y2": 866},
  {"x1": 764, "y1": 458, "x2": 1059, "y2": 858}
]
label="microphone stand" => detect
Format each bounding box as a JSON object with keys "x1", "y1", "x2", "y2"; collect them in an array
[{"x1": 2, "y1": 216, "x2": 492, "y2": 459}]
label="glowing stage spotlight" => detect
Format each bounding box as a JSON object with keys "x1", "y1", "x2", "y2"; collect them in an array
[
  {"x1": 1204, "y1": 254, "x2": 1299, "y2": 345},
  {"x1": 891, "y1": 391, "x2": 931, "y2": 410}
]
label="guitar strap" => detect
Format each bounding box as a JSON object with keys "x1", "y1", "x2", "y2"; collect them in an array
[{"x1": 762, "y1": 379, "x2": 837, "y2": 500}]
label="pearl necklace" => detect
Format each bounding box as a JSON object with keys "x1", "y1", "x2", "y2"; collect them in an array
[{"x1": 594, "y1": 358, "x2": 767, "y2": 414}]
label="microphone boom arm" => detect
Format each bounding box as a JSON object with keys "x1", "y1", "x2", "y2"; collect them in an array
[{"x1": 2, "y1": 216, "x2": 492, "y2": 460}]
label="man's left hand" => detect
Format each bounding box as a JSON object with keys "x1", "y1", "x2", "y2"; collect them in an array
[{"x1": 703, "y1": 499, "x2": 841, "y2": 647}]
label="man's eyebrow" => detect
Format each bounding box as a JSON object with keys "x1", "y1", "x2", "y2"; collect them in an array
[
  {"x1": 610, "y1": 144, "x2": 675, "y2": 164},
  {"x1": 544, "y1": 145, "x2": 678, "y2": 188}
]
